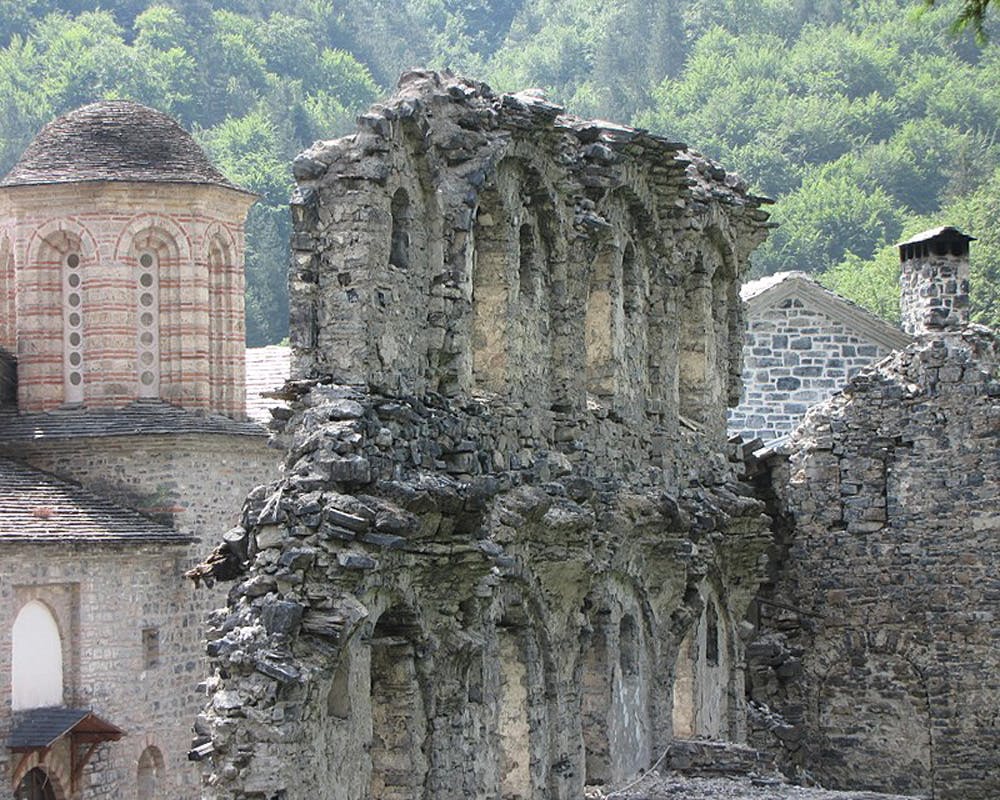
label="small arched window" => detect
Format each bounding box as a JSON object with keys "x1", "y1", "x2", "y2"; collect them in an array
[
  {"x1": 136, "y1": 252, "x2": 160, "y2": 398},
  {"x1": 390, "y1": 188, "x2": 411, "y2": 269},
  {"x1": 137, "y1": 745, "x2": 164, "y2": 800},
  {"x1": 63, "y1": 251, "x2": 84, "y2": 404},
  {"x1": 12, "y1": 600, "x2": 63, "y2": 711}
]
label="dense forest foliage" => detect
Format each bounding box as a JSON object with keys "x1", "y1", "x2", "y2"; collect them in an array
[{"x1": 0, "y1": 0, "x2": 997, "y2": 343}]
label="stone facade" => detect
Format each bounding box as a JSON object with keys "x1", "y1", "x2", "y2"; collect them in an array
[
  {"x1": 748, "y1": 232, "x2": 999, "y2": 799},
  {"x1": 191, "y1": 70, "x2": 777, "y2": 800},
  {"x1": 729, "y1": 272, "x2": 910, "y2": 442}
]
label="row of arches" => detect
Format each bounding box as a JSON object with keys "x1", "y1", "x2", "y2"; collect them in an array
[
  {"x1": 312, "y1": 581, "x2": 737, "y2": 799},
  {"x1": 4, "y1": 217, "x2": 241, "y2": 411}
]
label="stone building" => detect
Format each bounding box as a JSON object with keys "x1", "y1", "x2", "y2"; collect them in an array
[
  {"x1": 0, "y1": 102, "x2": 279, "y2": 800},
  {"x1": 729, "y1": 271, "x2": 910, "y2": 442},
  {"x1": 190, "y1": 70, "x2": 777, "y2": 800},
  {"x1": 749, "y1": 227, "x2": 999, "y2": 800}
]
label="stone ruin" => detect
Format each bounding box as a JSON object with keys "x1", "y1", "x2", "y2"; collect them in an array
[
  {"x1": 190, "y1": 71, "x2": 1000, "y2": 800},
  {"x1": 190, "y1": 69, "x2": 775, "y2": 799}
]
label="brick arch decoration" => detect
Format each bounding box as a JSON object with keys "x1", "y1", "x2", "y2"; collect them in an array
[
  {"x1": 202, "y1": 222, "x2": 242, "y2": 415},
  {"x1": 1, "y1": 231, "x2": 16, "y2": 348},
  {"x1": 12, "y1": 758, "x2": 70, "y2": 800}
]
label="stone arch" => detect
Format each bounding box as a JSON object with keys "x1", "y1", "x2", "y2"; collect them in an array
[
  {"x1": 811, "y1": 639, "x2": 933, "y2": 795},
  {"x1": 136, "y1": 745, "x2": 165, "y2": 800},
  {"x1": 12, "y1": 599, "x2": 63, "y2": 711},
  {"x1": 13, "y1": 766, "x2": 63, "y2": 800},
  {"x1": 24, "y1": 225, "x2": 96, "y2": 407},
  {"x1": 368, "y1": 603, "x2": 430, "y2": 800},
  {"x1": 679, "y1": 228, "x2": 737, "y2": 427},
  {"x1": 577, "y1": 585, "x2": 655, "y2": 787},
  {"x1": 118, "y1": 220, "x2": 190, "y2": 402},
  {"x1": 670, "y1": 583, "x2": 732, "y2": 739}
]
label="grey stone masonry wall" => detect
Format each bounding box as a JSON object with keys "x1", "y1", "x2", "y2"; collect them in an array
[
  {"x1": 729, "y1": 277, "x2": 909, "y2": 442},
  {"x1": 189, "y1": 70, "x2": 776, "y2": 800},
  {"x1": 747, "y1": 325, "x2": 1000, "y2": 799}
]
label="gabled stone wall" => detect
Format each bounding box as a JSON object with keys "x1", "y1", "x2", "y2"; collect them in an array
[{"x1": 191, "y1": 71, "x2": 775, "y2": 800}]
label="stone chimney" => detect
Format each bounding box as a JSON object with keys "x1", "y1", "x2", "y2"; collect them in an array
[{"x1": 898, "y1": 226, "x2": 974, "y2": 335}]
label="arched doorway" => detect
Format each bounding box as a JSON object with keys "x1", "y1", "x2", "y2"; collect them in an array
[{"x1": 14, "y1": 767, "x2": 58, "y2": 800}]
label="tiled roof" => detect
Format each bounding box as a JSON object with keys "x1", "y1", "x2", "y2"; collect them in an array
[
  {"x1": 0, "y1": 457, "x2": 189, "y2": 543},
  {"x1": 10, "y1": 707, "x2": 123, "y2": 750},
  {"x1": 0, "y1": 101, "x2": 251, "y2": 194},
  {"x1": 0, "y1": 401, "x2": 267, "y2": 442},
  {"x1": 245, "y1": 345, "x2": 291, "y2": 424}
]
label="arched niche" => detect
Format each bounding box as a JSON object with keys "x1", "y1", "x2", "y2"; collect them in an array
[
  {"x1": 137, "y1": 745, "x2": 165, "y2": 800},
  {"x1": 497, "y1": 620, "x2": 533, "y2": 800},
  {"x1": 12, "y1": 600, "x2": 63, "y2": 711},
  {"x1": 670, "y1": 591, "x2": 731, "y2": 740},
  {"x1": 206, "y1": 234, "x2": 238, "y2": 413},
  {"x1": 14, "y1": 767, "x2": 60, "y2": 800},
  {"x1": 584, "y1": 245, "x2": 616, "y2": 399},
  {"x1": 369, "y1": 605, "x2": 429, "y2": 800},
  {"x1": 578, "y1": 607, "x2": 612, "y2": 786},
  {"x1": 608, "y1": 611, "x2": 651, "y2": 780},
  {"x1": 471, "y1": 184, "x2": 512, "y2": 395}
]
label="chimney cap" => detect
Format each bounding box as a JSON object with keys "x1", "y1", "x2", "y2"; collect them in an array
[{"x1": 897, "y1": 226, "x2": 976, "y2": 248}]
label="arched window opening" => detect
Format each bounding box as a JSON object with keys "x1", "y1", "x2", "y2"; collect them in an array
[
  {"x1": 136, "y1": 251, "x2": 160, "y2": 399},
  {"x1": 679, "y1": 255, "x2": 710, "y2": 423},
  {"x1": 369, "y1": 607, "x2": 427, "y2": 800},
  {"x1": 14, "y1": 767, "x2": 57, "y2": 800},
  {"x1": 62, "y1": 250, "x2": 84, "y2": 404},
  {"x1": 137, "y1": 746, "x2": 164, "y2": 800},
  {"x1": 390, "y1": 188, "x2": 411, "y2": 270},
  {"x1": 12, "y1": 600, "x2": 63, "y2": 711},
  {"x1": 585, "y1": 247, "x2": 615, "y2": 398},
  {"x1": 518, "y1": 223, "x2": 535, "y2": 301}
]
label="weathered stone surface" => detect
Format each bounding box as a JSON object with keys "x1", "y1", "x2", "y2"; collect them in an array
[
  {"x1": 749, "y1": 324, "x2": 1000, "y2": 800},
  {"x1": 192, "y1": 70, "x2": 775, "y2": 800}
]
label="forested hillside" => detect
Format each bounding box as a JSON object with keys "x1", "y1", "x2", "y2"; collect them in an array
[{"x1": 1, "y1": 0, "x2": 997, "y2": 343}]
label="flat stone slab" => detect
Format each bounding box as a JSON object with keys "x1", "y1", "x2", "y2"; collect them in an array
[{"x1": 593, "y1": 773, "x2": 923, "y2": 800}]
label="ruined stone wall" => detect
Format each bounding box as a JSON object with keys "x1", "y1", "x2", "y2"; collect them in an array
[
  {"x1": 288, "y1": 70, "x2": 769, "y2": 454},
  {"x1": 192, "y1": 71, "x2": 774, "y2": 800},
  {"x1": 748, "y1": 326, "x2": 1000, "y2": 799}
]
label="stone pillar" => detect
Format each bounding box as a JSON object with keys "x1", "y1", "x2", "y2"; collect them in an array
[{"x1": 898, "y1": 226, "x2": 974, "y2": 335}]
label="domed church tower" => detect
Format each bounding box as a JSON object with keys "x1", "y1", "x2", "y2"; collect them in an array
[{"x1": 0, "y1": 101, "x2": 255, "y2": 417}]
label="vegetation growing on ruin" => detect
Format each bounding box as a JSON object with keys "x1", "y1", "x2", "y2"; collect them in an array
[{"x1": 0, "y1": 0, "x2": 998, "y2": 341}]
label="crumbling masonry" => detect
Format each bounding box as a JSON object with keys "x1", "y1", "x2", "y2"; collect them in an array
[{"x1": 191, "y1": 70, "x2": 776, "y2": 799}]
